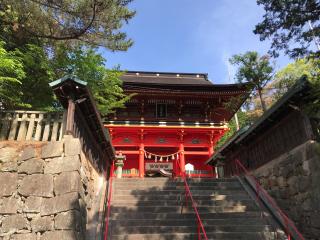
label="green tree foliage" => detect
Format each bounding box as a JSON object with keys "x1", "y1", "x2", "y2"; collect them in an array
[
  {"x1": 91, "y1": 69, "x2": 130, "y2": 115},
  {"x1": 301, "y1": 60, "x2": 320, "y2": 118},
  {"x1": 0, "y1": 0, "x2": 135, "y2": 51},
  {"x1": 0, "y1": 41, "x2": 28, "y2": 109},
  {"x1": 254, "y1": 0, "x2": 320, "y2": 58},
  {"x1": 215, "y1": 111, "x2": 250, "y2": 150},
  {"x1": 230, "y1": 51, "x2": 274, "y2": 112},
  {"x1": 51, "y1": 45, "x2": 129, "y2": 115},
  {"x1": 271, "y1": 59, "x2": 319, "y2": 101},
  {"x1": 0, "y1": 0, "x2": 135, "y2": 113},
  {"x1": 18, "y1": 44, "x2": 55, "y2": 110}
]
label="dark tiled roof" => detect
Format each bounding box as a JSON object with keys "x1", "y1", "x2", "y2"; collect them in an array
[
  {"x1": 206, "y1": 77, "x2": 310, "y2": 165},
  {"x1": 121, "y1": 71, "x2": 212, "y2": 86}
]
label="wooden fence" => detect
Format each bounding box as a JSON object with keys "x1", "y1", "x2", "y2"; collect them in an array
[{"x1": 0, "y1": 110, "x2": 66, "y2": 141}]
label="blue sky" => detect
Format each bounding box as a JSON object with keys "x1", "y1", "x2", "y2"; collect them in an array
[{"x1": 101, "y1": 0, "x2": 291, "y2": 84}]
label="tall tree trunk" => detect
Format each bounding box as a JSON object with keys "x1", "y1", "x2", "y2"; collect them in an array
[{"x1": 257, "y1": 87, "x2": 267, "y2": 112}]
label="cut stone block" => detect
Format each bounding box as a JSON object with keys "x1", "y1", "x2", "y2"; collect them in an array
[
  {"x1": 54, "y1": 171, "x2": 81, "y2": 195},
  {"x1": 18, "y1": 146, "x2": 36, "y2": 162},
  {"x1": 55, "y1": 210, "x2": 80, "y2": 230},
  {"x1": 44, "y1": 156, "x2": 80, "y2": 174},
  {"x1": 64, "y1": 137, "x2": 81, "y2": 157},
  {"x1": 0, "y1": 197, "x2": 18, "y2": 214},
  {"x1": 31, "y1": 216, "x2": 54, "y2": 232},
  {"x1": 1, "y1": 214, "x2": 29, "y2": 232},
  {"x1": 18, "y1": 158, "x2": 44, "y2": 174},
  {"x1": 1, "y1": 160, "x2": 17, "y2": 172},
  {"x1": 23, "y1": 196, "x2": 42, "y2": 213},
  {"x1": 41, "y1": 192, "x2": 79, "y2": 216},
  {"x1": 0, "y1": 147, "x2": 18, "y2": 163},
  {"x1": 19, "y1": 174, "x2": 53, "y2": 197},
  {"x1": 41, "y1": 141, "x2": 63, "y2": 159},
  {"x1": 40, "y1": 230, "x2": 77, "y2": 240},
  {"x1": 11, "y1": 233, "x2": 37, "y2": 240},
  {"x1": 0, "y1": 172, "x2": 18, "y2": 197}
]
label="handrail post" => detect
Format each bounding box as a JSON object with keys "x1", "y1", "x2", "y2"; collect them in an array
[
  {"x1": 285, "y1": 217, "x2": 291, "y2": 240},
  {"x1": 104, "y1": 160, "x2": 115, "y2": 240},
  {"x1": 197, "y1": 219, "x2": 201, "y2": 240}
]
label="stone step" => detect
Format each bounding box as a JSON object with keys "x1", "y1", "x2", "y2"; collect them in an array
[
  {"x1": 110, "y1": 211, "x2": 264, "y2": 220},
  {"x1": 110, "y1": 225, "x2": 273, "y2": 235},
  {"x1": 113, "y1": 185, "x2": 243, "y2": 191},
  {"x1": 111, "y1": 231, "x2": 277, "y2": 240},
  {"x1": 113, "y1": 189, "x2": 249, "y2": 196},
  {"x1": 112, "y1": 193, "x2": 252, "y2": 201},
  {"x1": 113, "y1": 178, "x2": 236, "y2": 183},
  {"x1": 114, "y1": 181, "x2": 241, "y2": 187},
  {"x1": 109, "y1": 177, "x2": 282, "y2": 239},
  {"x1": 111, "y1": 218, "x2": 269, "y2": 227},
  {"x1": 110, "y1": 205, "x2": 258, "y2": 213},
  {"x1": 112, "y1": 199, "x2": 256, "y2": 208}
]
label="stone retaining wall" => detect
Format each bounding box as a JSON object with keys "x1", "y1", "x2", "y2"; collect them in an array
[
  {"x1": 0, "y1": 136, "x2": 106, "y2": 240},
  {"x1": 253, "y1": 140, "x2": 320, "y2": 240}
]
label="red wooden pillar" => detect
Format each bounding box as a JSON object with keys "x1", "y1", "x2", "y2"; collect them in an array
[
  {"x1": 208, "y1": 145, "x2": 215, "y2": 178},
  {"x1": 139, "y1": 143, "x2": 144, "y2": 178},
  {"x1": 139, "y1": 143, "x2": 145, "y2": 178},
  {"x1": 179, "y1": 142, "x2": 185, "y2": 176},
  {"x1": 208, "y1": 133, "x2": 215, "y2": 178}
]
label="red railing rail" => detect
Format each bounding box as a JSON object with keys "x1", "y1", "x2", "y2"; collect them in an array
[
  {"x1": 175, "y1": 160, "x2": 208, "y2": 240},
  {"x1": 103, "y1": 160, "x2": 115, "y2": 240},
  {"x1": 233, "y1": 159, "x2": 305, "y2": 240}
]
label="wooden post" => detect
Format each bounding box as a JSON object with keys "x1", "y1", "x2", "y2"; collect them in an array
[
  {"x1": 34, "y1": 113, "x2": 44, "y2": 141},
  {"x1": 25, "y1": 113, "x2": 36, "y2": 140},
  {"x1": 51, "y1": 112, "x2": 60, "y2": 141},
  {"x1": 42, "y1": 113, "x2": 51, "y2": 141},
  {"x1": 179, "y1": 142, "x2": 185, "y2": 176},
  {"x1": 0, "y1": 112, "x2": 12, "y2": 140},
  {"x1": 17, "y1": 113, "x2": 28, "y2": 141},
  {"x1": 8, "y1": 112, "x2": 19, "y2": 140},
  {"x1": 139, "y1": 143, "x2": 145, "y2": 178},
  {"x1": 66, "y1": 98, "x2": 75, "y2": 135},
  {"x1": 208, "y1": 133, "x2": 215, "y2": 177},
  {"x1": 179, "y1": 130, "x2": 185, "y2": 176},
  {"x1": 59, "y1": 111, "x2": 67, "y2": 140}
]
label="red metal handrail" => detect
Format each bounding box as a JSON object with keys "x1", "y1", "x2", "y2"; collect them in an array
[
  {"x1": 234, "y1": 159, "x2": 305, "y2": 240},
  {"x1": 176, "y1": 159, "x2": 208, "y2": 240},
  {"x1": 104, "y1": 160, "x2": 115, "y2": 240}
]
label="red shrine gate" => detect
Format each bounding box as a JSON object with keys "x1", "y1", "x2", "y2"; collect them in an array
[
  {"x1": 107, "y1": 124, "x2": 227, "y2": 177},
  {"x1": 104, "y1": 71, "x2": 249, "y2": 178}
]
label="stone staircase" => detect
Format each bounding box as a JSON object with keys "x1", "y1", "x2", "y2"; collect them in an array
[{"x1": 108, "y1": 177, "x2": 283, "y2": 240}]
